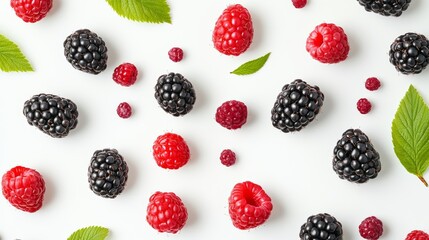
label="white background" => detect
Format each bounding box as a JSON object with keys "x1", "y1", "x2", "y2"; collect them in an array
[{"x1": 1, "y1": 0, "x2": 429, "y2": 239}]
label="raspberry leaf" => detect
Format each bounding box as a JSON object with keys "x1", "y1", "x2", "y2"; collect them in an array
[
  {"x1": 230, "y1": 52, "x2": 271, "y2": 75},
  {"x1": 105, "y1": 0, "x2": 171, "y2": 24},
  {"x1": 0, "y1": 34, "x2": 33, "y2": 72},
  {"x1": 67, "y1": 226, "x2": 109, "y2": 240},
  {"x1": 392, "y1": 85, "x2": 429, "y2": 187}
]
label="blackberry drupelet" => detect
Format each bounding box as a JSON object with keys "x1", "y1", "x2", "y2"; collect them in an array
[
  {"x1": 154, "y1": 72, "x2": 196, "y2": 116},
  {"x1": 389, "y1": 32, "x2": 429, "y2": 74},
  {"x1": 88, "y1": 149, "x2": 128, "y2": 198},
  {"x1": 63, "y1": 29, "x2": 108, "y2": 74},
  {"x1": 23, "y1": 93, "x2": 78, "y2": 138},
  {"x1": 357, "y1": 0, "x2": 412, "y2": 17},
  {"x1": 271, "y1": 79, "x2": 324, "y2": 133},
  {"x1": 300, "y1": 213, "x2": 343, "y2": 240},
  {"x1": 333, "y1": 129, "x2": 381, "y2": 183}
]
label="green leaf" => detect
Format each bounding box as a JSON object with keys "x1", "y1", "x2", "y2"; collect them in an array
[
  {"x1": 67, "y1": 226, "x2": 109, "y2": 240},
  {"x1": 105, "y1": 0, "x2": 171, "y2": 24},
  {"x1": 230, "y1": 52, "x2": 271, "y2": 75},
  {"x1": 0, "y1": 34, "x2": 33, "y2": 72},
  {"x1": 392, "y1": 85, "x2": 429, "y2": 187}
]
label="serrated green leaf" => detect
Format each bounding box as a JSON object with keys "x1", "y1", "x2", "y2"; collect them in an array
[
  {"x1": 67, "y1": 226, "x2": 109, "y2": 240},
  {"x1": 105, "y1": 0, "x2": 171, "y2": 24},
  {"x1": 230, "y1": 52, "x2": 271, "y2": 75},
  {"x1": 392, "y1": 85, "x2": 429, "y2": 186},
  {"x1": 0, "y1": 34, "x2": 33, "y2": 72}
]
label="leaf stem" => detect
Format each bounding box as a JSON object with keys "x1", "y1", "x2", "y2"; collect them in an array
[{"x1": 418, "y1": 176, "x2": 428, "y2": 187}]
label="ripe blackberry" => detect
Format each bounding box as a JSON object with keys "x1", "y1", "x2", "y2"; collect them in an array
[
  {"x1": 154, "y1": 72, "x2": 196, "y2": 116},
  {"x1": 88, "y1": 149, "x2": 128, "y2": 198},
  {"x1": 333, "y1": 129, "x2": 381, "y2": 183},
  {"x1": 359, "y1": 216, "x2": 383, "y2": 240},
  {"x1": 63, "y1": 29, "x2": 108, "y2": 74},
  {"x1": 357, "y1": 0, "x2": 412, "y2": 17},
  {"x1": 389, "y1": 32, "x2": 429, "y2": 74},
  {"x1": 23, "y1": 93, "x2": 78, "y2": 138},
  {"x1": 271, "y1": 79, "x2": 324, "y2": 133},
  {"x1": 299, "y1": 213, "x2": 343, "y2": 240}
]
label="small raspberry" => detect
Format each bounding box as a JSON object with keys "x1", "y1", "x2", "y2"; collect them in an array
[
  {"x1": 215, "y1": 100, "x2": 248, "y2": 130},
  {"x1": 117, "y1": 102, "x2": 132, "y2": 119},
  {"x1": 220, "y1": 149, "x2": 236, "y2": 167},
  {"x1": 228, "y1": 181, "x2": 273, "y2": 230},
  {"x1": 292, "y1": 0, "x2": 307, "y2": 8},
  {"x1": 2, "y1": 166, "x2": 45, "y2": 213},
  {"x1": 365, "y1": 77, "x2": 381, "y2": 91},
  {"x1": 153, "y1": 133, "x2": 190, "y2": 169},
  {"x1": 146, "y1": 191, "x2": 188, "y2": 234},
  {"x1": 168, "y1": 47, "x2": 184, "y2": 62},
  {"x1": 405, "y1": 230, "x2": 429, "y2": 240},
  {"x1": 357, "y1": 98, "x2": 372, "y2": 114},
  {"x1": 212, "y1": 4, "x2": 254, "y2": 56},
  {"x1": 112, "y1": 63, "x2": 138, "y2": 87},
  {"x1": 359, "y1": 216, "x2": 383, "y2": 240},
  {"x1": 11, "y1": 0, "x2": 53, "y2": 23},
  {"x1": 306, "y1": 23, "x2": 350, "y2": 64}
]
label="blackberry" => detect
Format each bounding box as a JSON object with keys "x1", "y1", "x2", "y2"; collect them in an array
[
  {"x1": 300, "y1": 213, "x2": 343, "y2": 240},
  {"x1": 63, "y1": 29, "x2": 108, "y2": 74},
  {"x1": 389, "y1": 32, "x2": 429, "y2": 74},
  {"x1": 356, "y1": 0, "x2": 411, "y2": 17},
  {"x1": 88, "y1": 149, "x2": 128, "y2": 198},
  {"x1": 154, "y1": 72, "x2": 196, "y2": 116},
  {"x1": 271, "y1": 79, "x2": 324, "y2": 133},
  {"x1": 23, "y1": 93, "x2": 78, "y2": 138},
  {"x1": 333, "y1": 129, "x2": 381, "y2": 183}
]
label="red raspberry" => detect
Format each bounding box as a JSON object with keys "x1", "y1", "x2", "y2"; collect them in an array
[
  {"x1": 2, "y1": 166, "x2": 45, "y2": 213},
  {"x1": 306, "y1": 23, "x2": 350, "y2": 64},
  {"x1": 357, "y1": 98, "x2": 372, "y2": 114},
  {"x1": 168, "y1": 47, "x2": 184, "y2": 62},
  {"x1": 117, "y1": 102, "x2": 132, "y2": 118},
  {"x1": 212, "y1": 4, "x2": 254, "y2": 56},
  {"x1": 146, "y1": 191, "x2": 188, "y2": 234},
  {"x1": 292, "y1": 0, "x2": 307, "y2": 8},
  {"x1": 405, "y1": 230, "x2": 429, "y2": 240},
  {"x1": 220, "y1": 149, "x2": 236, "y2": 167},
  {"x1": 359, "y1": 216, "x2": 383, "y2": 240},
  {"x1": 228, "y1": 181, "x2": 273, "y2": 230},
  {"x1": 215, "y1": 100, "x2": 248, "y2": 130},
  {"x1": 365, "y1": 77, "x2": 381, "y2": 91},
  {"x1": 11, "y1": 0, "x2": 52, "y2": 23},
  {"x1": 152, "y1": 133, "x2": 190, "y2": 169},
  {"x1": 112, "y1": 63, "x2": 138, "y2": 87}
]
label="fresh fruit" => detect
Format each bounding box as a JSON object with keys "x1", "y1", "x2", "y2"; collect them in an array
[
  {"x1": 405, "y1": 230, "x2": 429, "y2": 240},
  {"x1": 88, "y1": 149, "x2": 128, "y2": 198},
  {"x1": 2, "y1": 166, "x2": 45, "y2": 213},
  {"x1": 228, "y1": 181, "x2": 273, "y2": 230},
  {"x1": 271, "y1": 79, "x2": 324, "y2": 133},
  {"x1": 306, "y1": 23, "x2": 349, "y2": 64},
  {"x1": 356, "y1": 0, "x2": 412, "y2": 17},
  {"x1": 152, "y1": 133, "x2": 190, "y2": 169},
  {"x1": 146, "y1": 191, "x2": 188, "y2": 234},
  {"x1": 389, "y1": 32, "x2": 429, "y2": 75},
  {"x1": 10, "y1": 0, "x2": 53, "y2": 23},
  {"x1": 220, "y1": 149, "x2": 236, "y2": 167},
  {"x1": 333, "y1": 129, "x2": 381, "y2": 183},
  {"x1": 299, "y1": 213, "x2": 343, "y2": 240},
  {"x1": 168, "y1": 47, "x2": 184, "y2": 62},
  {"x1": 357, "y1": 98, "x2": 372, "y2": 114},
  {"x1": 63, "y1": 29, "x2": 108, "y2": 74},
  {"x1": 23, "y1": 93, "x2": 79, "y2": 138},
  {"x1": 215, "y1": 100, "x2": 247, "y2": 130},
  {"x1": 117, "y1": 102, "x2": 132, "y2": 119},
  {"x1": 112, "y1": 63, "x2": 138, "y2": 86},
  {"x1": 359, "y1": 216, "x2": 383, "y2": 240},
  {"x1": 365, "y1": 77, "x2": 381, "y2": 91},
  {"x1": 292, "y1": 0, "x2": 307, "y2": 8},
  {"x1": 212, "y1": 4, "x2": 254, "y2": 56},
  {"x1": 154, "y1": 72, "x2": 196, "y2": 116}
]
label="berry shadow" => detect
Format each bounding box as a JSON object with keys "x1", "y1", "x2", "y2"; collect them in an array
[
  {"x1": 369, "y1": 134, "x2": 392, "y2": 182},
  {"x1": 180, "y1": 195, "x2": 199, "y2": 230},
  {"x1": 42, "y1": 169, "x2": 56, "y2": 210},
  {"x1": 186, "y1": 73, "x2": 206, "y2": 116},
  {"x1": 184, "y1": 137, "x2": 200, "y2": 168},
  {"x1": 123, "y1": 154, "x2": 138, "y2": 195},
  {"x1": 265, "y1": 188, "x2": 286, "y2": 224},
  {"x1": 49, "y1": 0, "x2": 62, "y2": 19},
  {"x1": 244, "y1": 105, "x2": 257, "y2": 129},
  {"x1": 70, "y1": 99, "x2": 89, "y2": 137},
  {"x1": 406, "y1": 0, "x2": 423, "y2": 15},
  {"x1": 249, "y1": 10, "x2": 264, "y2": 52}
]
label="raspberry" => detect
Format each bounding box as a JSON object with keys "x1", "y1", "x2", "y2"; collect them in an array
[
  {"x1": 306, "y1": 23, "x2": 350, "y2": 64},
  {"x1": 405, "y1": 230, "x2": 429, "y2": 240},
  {"x1": 112, "y1": 63, "x2": 138, "y2": 87},
  {"x1": 168, "y1": 47, "x2": 184, "y2": 62},
  {"x1": 365, "y1": 77, "x2": 381, "y2": 91},
  {"x1": 152, "y1": 133, "x2": 190, "y2": 169},
  {"x1": 11, "y1": 0, "x2": 52, "y2": 23},
  {"x1": 357, "y1": 98, "x2": 372, "y2": 114},
  {"x1": 220, "y1": 149, "x2": 236, "y2": 167},
  {"x1": 292, "y1": 0, "x2": 307, "y2": 8},
  {"x1": 359, "y1": 216, "x2": 383, "y2": 240},
  {"x1": 2, "y1": 166, "x2": 45, "y2": 213},
  {"x1": 212, "y1": 4, "x2": 254, "y2": 56},
  {"x1": 146, "y1": 191, "x2": 188, "y2": 234},
  {"x1": 228, "y1": 181, "x2": 273, "y2": 230},
  {"x1": 117, "y1": 102, "x2": 132, "y2": 119},
  {"x1": 215, "y1": 100, "x2": 248, "y2": 130}
]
